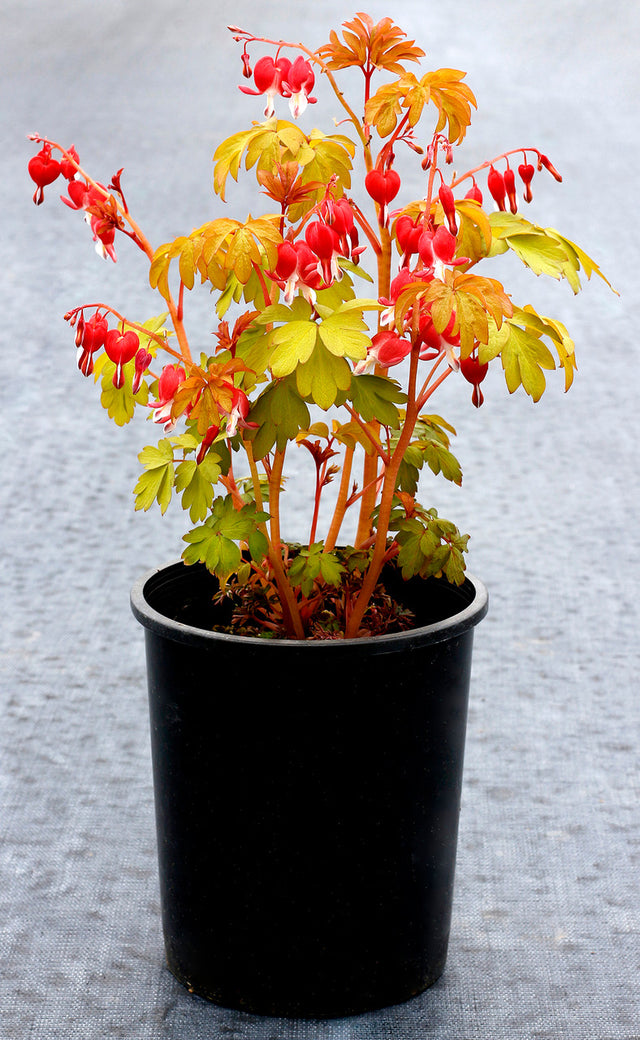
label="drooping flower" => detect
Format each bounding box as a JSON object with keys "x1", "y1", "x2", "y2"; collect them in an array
[
  {"x1": 61, "y1": 179, "x2": 119, "y2": 261},
  {"x1": 28, "y1": 144, "x2": 61, "y2": 205},
  {"x1": 365, "y1": 167, "x2": 401, "y2": 225},
  {"x1": 149, "y1": 364, "x2": 186, "y2": 430},
  {"x1": 281, "y1": 56, "x2": 317, "y2": 118},
  {"x1": 60, "y1": 145, "x2": 80, "y2": 181},
  {"x1": 518, "y1": 162, "x2": 535, "y2": 203},
  {"x1": 395, "y1": 214, "x2": 423, "y2": 262},
  {"x1": 224, "y1": 387, "x2": 257, "y2": 437},
  {"x1": 103, "y1": 329, "x2": 140, "y2": 388},
  {"x1": 268, "y1": 240, "x2": 324, "y2": 304},
  {"x1": 438, "y1": 183, "x2": 458, "y2": 235},
  {"x1": 487, "y1": 166, "x2": 507, "y2": 211},
  {"x1": 239, "y1": 54, "x2": 292, "y2": 117},
  {"x1": 460, "y1": 352, "x2": 489, "y2": 407},
  {"x1": 75, "y1": 312, "x2": 108, "y2": 376},
  {"x1": 132, "y1": 348, "x2": 153, "y2": 395},
  {"x1": 320, "y1": 197, "x2": 363, "y2": 262},
  {"x1": 354, "y1": 330, "x2": 411, "y2": 374},
  {"x1": 503, "y1": 167, "x2": 518, "y2": 214},
  {"x1": 305, "y1": 221, "x2": 341, "y2": 285}
]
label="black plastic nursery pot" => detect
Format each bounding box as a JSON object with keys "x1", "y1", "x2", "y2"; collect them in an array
[{"x1": 130, "y1": 560, "x2": 488, "y2": 1018}]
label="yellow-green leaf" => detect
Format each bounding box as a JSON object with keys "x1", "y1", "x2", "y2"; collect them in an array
[
  {"x1": 296, "y1": 341, "x2": 351, "y2": 409},
  {"x1": 269, "y1": 321, "x2": 319, "y2": 376}
]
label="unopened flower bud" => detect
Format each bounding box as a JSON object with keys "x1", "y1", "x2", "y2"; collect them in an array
[
  {"x1": 465, "y1": 181, "x2": 483, "y2": 205},
  {"x1": 438, "y1": 183, "x2": 458, "y2": 234},
  {"x1": 503, "y1": 167, "x2": 518, "y2": 214},
  {"x1": 487, "y1": 166, "x2": 507, "y2": 211},
  {"x1": 517, "y1": 163, "x2": 533, "y2": 203},
  {"x1": 538, "y1": 153, "x2": 563, "y2": 182}
]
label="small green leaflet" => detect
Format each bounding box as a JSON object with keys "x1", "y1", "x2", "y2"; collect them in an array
[
  {"x1": 287, "y1": 544, "x2": 346, "y2": 597},
  {"x1": 251, "y1": 297, "x2": 375, "y2": 407},
  {"x1": 134, "y1": 437, "x2": 222, "y2": 518},
  {"x1": 392, "y1": 508, "x2": 469, "y2": 584},
  {"x1": 182, "y1": 496, "x2": 270, "y2": 585},
  {"x1": 395, "y1": 415, "x2": 462, "y2": 492},
  {"x1": 175, "y1": 453, "x2": 222, "y2": 522},
  {"x1": 134, "y1": 440, "x2": 175, "y2": 515}
]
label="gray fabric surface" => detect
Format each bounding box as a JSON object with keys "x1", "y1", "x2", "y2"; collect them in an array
[{"x1": 1, "y1": 0, "x2": 638, "y2": 1036}]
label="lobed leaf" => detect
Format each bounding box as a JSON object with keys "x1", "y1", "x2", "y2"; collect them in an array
[{"x1": 134, "y1": 439, "x2": 175, "y2": 514}]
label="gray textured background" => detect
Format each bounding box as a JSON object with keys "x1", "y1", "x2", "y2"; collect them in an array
[{"x1": 1, "y1": 0, "x2": 638, "y2": 1036}]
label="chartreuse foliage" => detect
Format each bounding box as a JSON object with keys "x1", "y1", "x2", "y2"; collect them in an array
[
  {"x1": 213, "y1": 120, "x2": 356, "y2": 207},
  {"x1": 32, "y1": 11, "x2": 615, "y2": 638},
  {"x1": 134, "y1": 433, "x2": 224, "y2": 519}
]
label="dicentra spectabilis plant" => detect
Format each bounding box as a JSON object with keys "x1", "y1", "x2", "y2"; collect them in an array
[{"x1": 28, "y1": 13, "x2": 613, "y2": 639}]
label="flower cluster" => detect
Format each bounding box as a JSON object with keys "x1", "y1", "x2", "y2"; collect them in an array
[
  {"x1": 238, "y1": 50, "x2": 317, "y2": 118},
  {"x1": 28, "y1": 12, "x2": 612, "y2": 639}
]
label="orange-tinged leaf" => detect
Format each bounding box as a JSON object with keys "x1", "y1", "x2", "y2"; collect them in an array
[
  {"x1": 420, "y1": 69, "x2": 477, "y2": 144},
  {"x1": 365, "y1": 81, "x2": 405, "y2": 137},
  {"x1": 397, "y1": 72, "x2": 430, "y2": 128},
  {"x1": 316, "y1": 13, "x2": 424, "y2": 74}
]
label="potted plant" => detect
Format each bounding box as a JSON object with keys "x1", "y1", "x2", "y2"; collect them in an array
[{"x1": 27, "y1": 12, "x2": 612, "y2": 1019}]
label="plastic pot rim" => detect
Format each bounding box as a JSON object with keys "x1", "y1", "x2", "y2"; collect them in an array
[{"x1": 131, "y1": 559, "x2": 488, "y2": 652}]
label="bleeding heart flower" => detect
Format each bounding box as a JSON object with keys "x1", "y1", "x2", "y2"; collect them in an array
[
  {"x1": 460, "y1": 353, "x2": 489, "y2": 407},
  {"x1": 305, "y1": 221, "x2": 341, "y2": 285},
  {"x1": 103, "y1": 329, "x2": 140, "y2": 388},
  {"x1": 281, "y1": 56, "x2": 317, "y2": 118},
  {"x1": 365, "y1": 169, "x2": 401, "y2": 207},
  {"x1": 60, "y1": 146, "x2": 80, "y2": 181},
  {"x1": 354, "y1": 330, "x2": 411, "y2": 374},
  {"x1": 132, "y1": 348, "x2": 153, "y2": 395},
  {"x1": 464, "y1": 181, "x2": 483, "y2": 205},
  {"x1": 487, "y1": 166, "x2": 507, "y2": 211},
  {"x1": 518, "y1": 163, "x2": 535, "y2": 203},
  {"x1": 395, "y1": 214, "x2": 423, "y2": 260},
  {"x1": 239, "y1": 54, "x2": 292, "y2": 117},
  {"x1": 150, "y1": 364, "x2": 186, "y2": 430},
  {"x1": 76, "y1": 312, "x2": 108, "y2": 376},
  {"x1": 438, "y1": 183, "x2": 458, "y2": 235},
  {"x1": 28, "y1": 144, "x2": 61, "y2": 205},
  {"x1": 503, "y1": 167, "x2": 518, "y2": 214}
]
